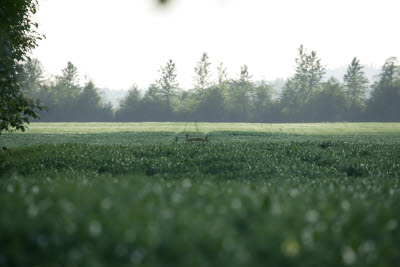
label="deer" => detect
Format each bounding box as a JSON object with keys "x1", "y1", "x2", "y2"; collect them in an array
[{"x1": 186, "y1": 133, "x2": 207, "y2": 142}]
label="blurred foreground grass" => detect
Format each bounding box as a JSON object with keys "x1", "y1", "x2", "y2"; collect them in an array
[{"x1": 0, "y1": 123, "x2": 399, "y2": 266}]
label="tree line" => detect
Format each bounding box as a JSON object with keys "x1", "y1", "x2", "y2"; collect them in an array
[{"x1": 21, "y1": 46, "x2": 400, "y2": 123}]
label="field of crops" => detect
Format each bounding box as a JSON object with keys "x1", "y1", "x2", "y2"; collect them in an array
[{"x1": 1, "y1": 123, "x2": 400, "y2": 267}]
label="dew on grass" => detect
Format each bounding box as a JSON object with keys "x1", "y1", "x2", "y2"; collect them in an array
[
  {"x1": 387, "y1": 219, "x2": 398, "y2": 231},
  {"x1": 124, "y1": 229, "x2": 136, "y2": 242},
  {"x1": 162, "y1": 208, "x2": 174, "y2": 219},
  {"x1": 89, "y1": 220, "x2": 102, "y2": 237},
  {"x1": 231, "y1": 198, "x2": 242, "y2": 211},
  {"x1": 61, "y1": 200, "x2": 75, "y2": 214},
  {"x1": 171, "y1": 192, "x2": 182, "y2": 204},
  {"x1": 182, "y1": 178, "x2": 192, "y2": 189},
  {"x1": 205, "y1": 204, "x2": 215, "y2": 215},
  {"x1": 289, "y1": 188, "x2": 299, "y2": 197},
  {"x1": 271, "y1": 201, "x2": 282, "y2": 216},
  {"x1": 6, "y1": 184, "x2": 13, "y2": 193},
  {"x1": 36, "y1": 235, "x2": 48, "y2": 248},
  {"x1": 305, "y1": 210, "x2": 319, "y2": 223},
  {"x1": 32, "y1": 185, "x2": 39, "y2": 194},
  {"x1": 115, "y1": 244, "x2": 128, "y2": 258},
  {"x1": 100, "y1": 198, "x2": 112, "y2": 210},
  {"x1": 222, "y1": 237, "x2": 235, "y2": 252},
  {"x1": 359, "y1": 240, "x2": 376, "y2": 254},
  {"x1": 68, "y1": 249, "x2": 82, "y2": 262},
  {"x1": 1, "y1": 129, "x2": 400, "y2": 266},
  {"x1": 130, "y1": 249, "x2": 145, "y2": 264},
  {"x1": 342, "y1": 246, "x2": 356, "y2": 265},
  {"x1": 152, "y1": 184, "x2": 162, "y2": 194},
  {"x1": 301, "y1": 227, "x2": 314, "y2": 247},
  {"x1": 28, "y1": 204, "x2": 39, "y2": 217},
  {"x1": 341, "y1": 200, "x2": 350, "y2": 210},
  {"x1": 65, "y1": 221, "x2": 77, "y2": 234},
  {"x1": 281, "y1": 238, "x2": 300, "y2": 258}
]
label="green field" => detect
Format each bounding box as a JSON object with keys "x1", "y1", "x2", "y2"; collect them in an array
[
  {"x1": 9, "y1": 122, "x2": 400, "y2": 134},
  {"x1": 1, "y1": 123, "x2": 400, "y2": 267}
]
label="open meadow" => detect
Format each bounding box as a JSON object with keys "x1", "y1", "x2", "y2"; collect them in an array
[{"x1": 1, "y1": 122, "x2": 400, "y2": 267}]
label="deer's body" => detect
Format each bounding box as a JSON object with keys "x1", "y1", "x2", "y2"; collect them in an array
[{"x1": 186, "y1": 133, "x2": 206, "y2": 142}]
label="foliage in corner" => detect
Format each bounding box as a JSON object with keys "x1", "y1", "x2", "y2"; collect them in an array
[{"x1": 0, "y1": 0, "x2": 44, "y2": 134}]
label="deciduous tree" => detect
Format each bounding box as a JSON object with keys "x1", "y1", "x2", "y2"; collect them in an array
[
  {"x1": 368, "y1": 57, "x2": 400, "y2": 121},
  {"x1": 116, "y1": 85, "x2": 142, "y2": 121},
  {"x1": 293, "y1": 45, "x2": 325, "y2": 100},
  {"x1": 193, "y1": 52, "x2": 212, "y2": 94},
  {"x1": 343, "y1": 57, "x2": 369, "y2": 110},
  {"x1": 0, "y1": 0, "x2": 44, "y2": 134},
  {"x1": 280, "y1": 45, "x2": 325, "y2": 119},
  {"x1": 228, "y1": 65, "x2": 253, "y2": 120},
  {"x1": 156, "y1": 59, "x2": 179, "y2": 112}
]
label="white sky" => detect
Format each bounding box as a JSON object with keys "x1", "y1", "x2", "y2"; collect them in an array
[{"x1": 33, "y1": 0, "x2": 400, "y2": 90}]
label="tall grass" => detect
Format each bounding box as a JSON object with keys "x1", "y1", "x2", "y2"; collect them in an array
[{"x1": 0, "y1": 125, "x2": 399, "y2": 266}]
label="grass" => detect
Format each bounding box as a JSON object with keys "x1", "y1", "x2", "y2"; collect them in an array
[
  {"x1": 0, "y1": 122, "x2": 399, "y2": 267},
  {"x1": 9, "y1": 121, "x2": 400, "y2": 135}
]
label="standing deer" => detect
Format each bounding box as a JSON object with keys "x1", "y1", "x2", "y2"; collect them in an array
[{"x1": 186, "y1": 133, "x2": 207, "y2": 142}]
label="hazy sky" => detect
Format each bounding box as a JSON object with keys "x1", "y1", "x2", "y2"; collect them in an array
[{"x1": 33, "y1": 0, "x2": 400, "y2": 90}]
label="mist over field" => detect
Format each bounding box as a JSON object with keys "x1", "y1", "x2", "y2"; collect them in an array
[
  {"x1": 1, "y1": 0, "x2": 400, "y2": 267},
  {"x1": 16, "y1": 0, "x2": 397, "y2": 123},
  {"x1": 99, "y1": 65, "x2": 381, "y2": 108},
  {"x1": 20, "y1": 54, "x2": 397, "y2": 123}
]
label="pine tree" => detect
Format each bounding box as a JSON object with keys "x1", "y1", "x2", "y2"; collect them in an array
[
  {"x1": 252, "y1": 81, "x2": 274, "y2": 121},
  {"x1": 280, "y1": 45, "x2": 325, "y2": 119},
  {"x1": 239, "y1": 65, "x2": 252, "y2": 85},
  {"x1": 117, "y1": 85, "x2": 142, "y2": 121},
  {"x1": 79, "y1": 81, "x2": 102, "y2": 109},
  {"x1": 193, "y1": 52, "x2": 212, "y2": 94},
  {"x1": 77, "y1": 81, "x2": 103, "y2": 121},
  {"x1": 217, "y1": 62, "x2": 228, "y2": 86},
  {"x1": 293, "y1": 45, "x2": 325, "y2": 100},
  {"x1": 368, "y1": 57, "x2": 400, "y2": 121},
  {"x1": 156, "y1": 59, "x2": 179, "y2": 112},
  {"x1": 20, "y1": 58, "x2": 45, "y2": 98},
  {"x1": 55, "y1": 62, "x2": 81, "y2": 100},
  {"x1": 343, "y1": 57, "x2": 369, "y2": 108},
  {"x1": 120, "y1": 85, "x2": 142, "y2": 110},
  {"x1": 216, "y1": 62, "x2": 229, "y2": 104},
  {"x1": 229, "y1": 65, "x2": 253, "y2": 119}
]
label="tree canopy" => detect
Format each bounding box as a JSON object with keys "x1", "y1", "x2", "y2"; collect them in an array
[
  {"x1": 17, "y1": 50, "x2": 400, "y2": 123},
  {"x1": 0, "y1": 0, "x2": 44, "y2": 134}
]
